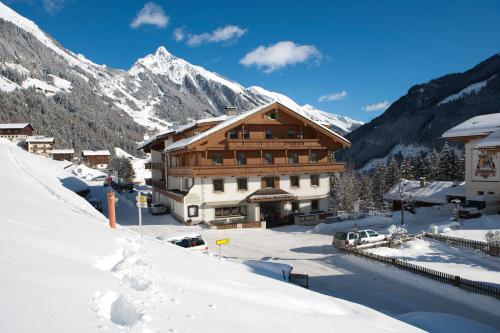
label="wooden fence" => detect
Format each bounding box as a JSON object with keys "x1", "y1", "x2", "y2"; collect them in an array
[
  {"x1": 424, "y1": 233, "x2": 500, "y2": 257},
  {"x1": 346, "y1": 247, "x2": 500, "y2": 300}
]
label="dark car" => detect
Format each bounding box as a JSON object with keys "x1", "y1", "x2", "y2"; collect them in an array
[
  {"x1": 111, "y1": 181, "x2": 134, "y2": 193},
  {"x1": 87, "y1": 198, "x2": 103, "y2": 212}
]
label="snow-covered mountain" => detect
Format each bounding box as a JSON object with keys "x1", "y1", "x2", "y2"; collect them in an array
[
  {"x1": 0, "y1": 1, "x2": 362, "y2": 155},
  {"x1": 338, "y1": 53, "x2": 500, "y2": 169}
]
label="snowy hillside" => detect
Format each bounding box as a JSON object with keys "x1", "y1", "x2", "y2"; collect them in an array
[
  {"x1": 0, "y1": 140, "x2": 420, "y2": 332},
  {"x1": 0, "y1": 1, "x2": 362, "y2": 140}
]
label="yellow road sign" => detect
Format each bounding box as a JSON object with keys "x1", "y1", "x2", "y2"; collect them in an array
[
  {"x1": 216, "y1": 238, "x2": 230, "y2": 246},
  {"x1": 136, "y1": 195, "x2": 147, "y2": 203}
]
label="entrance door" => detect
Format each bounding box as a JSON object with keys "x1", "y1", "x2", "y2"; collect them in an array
[{"x1": 260, "y1": 201, "x2": 282, "y2": 228}]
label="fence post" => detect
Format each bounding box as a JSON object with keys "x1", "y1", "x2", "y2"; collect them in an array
[{"x1": 454, "y1": 275, "x2": 461, "y2": 287}]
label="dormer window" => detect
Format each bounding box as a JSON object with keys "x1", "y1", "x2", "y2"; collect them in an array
[
  {"x1": 229, "y1": 129, "x2": 238, "y2": 139},
  {"x1": 267, "y1": 110, "x2": 278, "y2": 120}
]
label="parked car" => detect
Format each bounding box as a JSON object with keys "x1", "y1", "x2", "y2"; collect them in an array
[
  {"x1": 148, "y1": 203, "x2": 168, "y2": 215},
  {"x1": 87, "y1": 198, "x2": 102, "y2": 213},
  {"x1": 111, "y1": 181, "x2": 134, "y2": 193},
  {"x1": 158, "y1": 235, "x2": 208, "y2": 254},
  {"x1": 332, "y1": 229, "x2": 386, "y2": 248},
  {"x1": 91, "y1": 175, "x2": 107, "y2": 182}
]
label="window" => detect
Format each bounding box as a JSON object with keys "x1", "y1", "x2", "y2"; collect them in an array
[
  {"x1": 287, "y1": 130, "x2": 296, "y2": 139},
  {"x1": 310, "y1": 174, "x2": 319, "y2": 186},
  {"x1": 237, "y1": 153, "x2": 247, "y2": 165},
  {"x1": 359, "y1": 231, "x2": 368, "y2": 239},
  {"x1": 291, "y1": 201, "x2": 299, "y2": 212},
  {"x1": 488, "y1": 191, "x2": 495, "y2": 195},
  {"x1": 264, "y1": 152, "x2": 274, "y2": 164},
  {"x1": 183, "y1": 178, "x2": 190, "y2": 190},
  {"x1": 187, "y1": 205, "x2": 198, "y2": 218},
  {"x1": 242, "y1": 129, "x2": 250, "y2": 139},
  {"x1": 311, "y1": 199, "x2": 319, "y2": 211},
  {"x1": 229, "y1": 129, "x2": 238, "y2": 139},
  {"x1": 267, "y1": 110, "x2": 278, "y2": 120},
  {"x1": 478, "y1": 191, "x2": 484, "y2": 195},
  {"x1": 265, "y1": 129, "x2": 273, "y2": 139},
  {"x1": 213, "y1": 179, "x2": 224, "y2": 192},
  {"x1": 215, "y1": 206, "x2": 247, "y2": 217},
  {"x1": 367, "y1": 230, "x2": 379, "y2": 237},
  {"x1": 237, "y1": 178, "x2": 248, "y2": 191},
  {"x1": 309, "y1": 151, "x2": 318, "y2": 163},
  {"x1": 263, "y1": 177, "x2": 275, "y2": 188},
  {"x1": 288, "y1": 152, "x2": 298, "y2": 164},
  {"x1": 212, "y1": 154, "x2": 223, "y2": 165},
  {"x1": 290, "y1": 175, "x2": 300, "y2": 187}
]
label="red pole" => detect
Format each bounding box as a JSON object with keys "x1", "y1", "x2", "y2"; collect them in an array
[{"x1": 107, "y1": 191, "x2": 116, "y2": 229}]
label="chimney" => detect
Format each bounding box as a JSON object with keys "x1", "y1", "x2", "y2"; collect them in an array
[
  {"x1": 224, "y1": 106, "x2": 238, "y2": 116},
  {"x1": 420, "y1": 177, "x2": 426, "y2": 188}
]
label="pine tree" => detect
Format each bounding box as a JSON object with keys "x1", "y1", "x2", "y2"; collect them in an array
[
  {"x1": 439, "y1": 142, "x2": 459, "y2": 180},
  {"x1": 428, "y1": 149, "x2": 440, "y2": 180},
  {"x1": 371, "y1": 163, "x2": 387, "y2": 210},
  {"x1": 358, "y1": 174, "x2": 373, "y2": 211},
  {"x1": 400, "y1": 158, "x2": 414, "y2": 180},
  {"x1": 109, "y1": 156, "x2": 136, "y2": 182},
  {"x1": 330, "y1": 172, "x2": 343, "y2": 212},
  {"x1": 385, "y1": 157, "x2": 400, "y2": 189}
]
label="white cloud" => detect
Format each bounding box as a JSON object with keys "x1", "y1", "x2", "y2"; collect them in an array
[
  {"x1": 173, "y1": 27, "x2": 186, "y2": 41},
  {"x1": 131, "y1": 2, "x2": 169, "y2": 29},
  {"x1": 318, "y1": 91, "x2": 348, "y2": 102},
  {"x1": 240, "y1": 41, "x2": 321, "y2": 73},
  {"x1": 363, "y1": 101, "x2": 390, "y2": 112},
  {"x1": 42, "y1": 0, "x2": 71, "y2": 14},
  {"x1": 186, "y1": 25, "x2": 247, "y2": 46}
]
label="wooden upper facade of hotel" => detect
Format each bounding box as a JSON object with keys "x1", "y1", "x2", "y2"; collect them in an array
[{"x1": 142, "y1": 103, "x2": 350, "y2": 178}]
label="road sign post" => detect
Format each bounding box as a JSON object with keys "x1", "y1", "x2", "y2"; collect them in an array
[
  {"x1": 136, "y1": 191, "x2": 148, "y2": 237},
  {"x1": 215, "y1": 238, "x2": 230, "y2": 259}
]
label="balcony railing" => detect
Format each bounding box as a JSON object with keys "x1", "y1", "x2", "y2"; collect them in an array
[
  {"x1": 145, "y1": 162, "x2": 152, "y2": 169},
  {"x1": 151, "y1": 162, "x2": 164, "y2": 170},
  {"x1": 168, "y1": 162, "x2": 345, "y2": 177},
  {"x1": 226, "y1": 138, "x2": 322, "y2": 149},
  {"x1": 152, "y1": 179, "x2": 166, "y2": 189}
]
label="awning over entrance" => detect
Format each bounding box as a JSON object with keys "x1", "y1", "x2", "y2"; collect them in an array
[{"x1": 247, "y1": 188, "x2": 297, "y2": 203}]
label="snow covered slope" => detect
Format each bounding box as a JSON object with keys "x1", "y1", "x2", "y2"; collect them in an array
[{"x1": 0, "y1": 140, "x2": 421, "y2": 332}]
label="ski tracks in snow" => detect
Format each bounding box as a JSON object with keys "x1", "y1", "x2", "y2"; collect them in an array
[{"x1": 93, "y1": 237, "x2": 198, "y2": 332}]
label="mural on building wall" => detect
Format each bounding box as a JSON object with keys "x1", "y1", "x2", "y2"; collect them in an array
[{"x1": 473, "y1": 150, "x2": 499, "y2": 181}]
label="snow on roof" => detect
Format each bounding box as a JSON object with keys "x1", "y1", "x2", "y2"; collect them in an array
[
  {"x1": 384, "y1": 180, "x2": 462, "y2": 204},
  {"x1": 25, "y1": 136, "x2": 54, "y2": 143},
  {"x1": 136, "y1": 129, "x2": 175, "y2": 150},
  {"x1": 81, "y1": 150, "x2": 110, "y2": 156},
  {"x1": 442, "y1": 113, "x2": 500, "y2": 139},
  {"x1": 49, "y1": 149, "x2": 74, "y2": 154},
  {"x1": 165, "y1": 102, "x2": 350, "y2": 152},
  {"x1": 174, "y1": 115, "x2": 228, "y2": 134},
  {"x1": 0, "y1": 123, "x2": 30, "y2": 129},
  {"x1": 474, "y1": 128, "x2": 500, "y2": 149}
]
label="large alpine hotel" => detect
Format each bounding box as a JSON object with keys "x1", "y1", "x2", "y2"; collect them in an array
[{"x1": 138, "y1": 102, "x2": 350, "y2": 228}]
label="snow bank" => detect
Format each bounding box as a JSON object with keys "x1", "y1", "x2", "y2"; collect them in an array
[
  {"x1": 73, "y1": 163, "x2": 106, "y2": 180},
  {"x1": 0, "y1": 140, "x2": 421, "y2": 332},
  {"x1": 398, "y1": 312, "x2": 499, "y2": 333}
]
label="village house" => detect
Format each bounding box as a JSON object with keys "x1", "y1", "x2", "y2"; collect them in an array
[
  {"x1": 81, "y1": 150, "x2": 111, "y2": 170},
  {"x1": 49, "y1": 149, "x2": 75, "y2": 162},
  {"x1": 139, "y1": 102, "x2": 350, "y2": 228},
  {"x1": 442, "y1": 113, "x2": 500, "y2": 213},
  {"x1": 0, "y1": 123, "x2": 34, "y2": 142},
  {"x1": 25, "y1": 136, "x2": 54, "y2": 157}
]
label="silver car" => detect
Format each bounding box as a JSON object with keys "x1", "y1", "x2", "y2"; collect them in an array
[{"x1": 149, "y1": 203, "x2": 168, "y2": 215}]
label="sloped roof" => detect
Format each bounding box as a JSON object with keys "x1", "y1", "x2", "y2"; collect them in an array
[
  {"x1": 175, "y1": 115, "x2": 228, "y2": 134},
  {"x1": 384, "y1": 180, "x2": 463, "y2": 204},
  {"x1": 247, "y1": 188, "x2": 297, "y2": 203},
  {"x1": 475, "y1": 128, "x2": 500, "y2": 149},
  {"x1": 165, "y1": 102, "x2": 351, "y2": 152},
  {"x1": 442, "y1": 113, "x2": 500, "y2": 139},
  {"x1": 25, "y1": 136, "x2": 54, "y2": 143},
  {"x1": 136, "y1": 129, "x2": 175, "y2": 150},
  {"x1": 49, "y1": 149, "x2": 74, "y2": 154},
  {"x1": 81, "y1": 150, "x2": 110, "y2": 156},
  {"x1": 0, "y1": 123, "x2": 31, "y2": 130}
]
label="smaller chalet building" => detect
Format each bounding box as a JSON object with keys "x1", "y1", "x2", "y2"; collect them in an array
[
  {"x1": 81, "y1": 150, "x2": 111, "y2": 170},
  {"x1": 138, "y1": 102, "x2": 351, "y2": 228},
  {"x1": 25, "y1": 136, "x2": 54, "y2": 157},
  {"x1": 50, "y1": 149, "x2": 75, "y2": 161},
  {"x1": 0, "y1": 123, "x2": 34, "y2": 142},
  {"x1": 443, "y1": 114, "x2": 500, "y2": 213}
]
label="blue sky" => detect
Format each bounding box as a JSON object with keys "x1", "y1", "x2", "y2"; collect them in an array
[{"x1": 5, "y1": 0, "x2": 500, "y2": 122}]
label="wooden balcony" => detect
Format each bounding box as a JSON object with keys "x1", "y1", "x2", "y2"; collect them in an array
[
  {"x1": 225, "y1": 138, "x2": 323, "y2": 150},
  {"x1": 168, "y1": 162, "x2": 345, "y2": 177},
  {"x1": 152, "y1": 179, "x2": 166, "y2": 189},
  {"x1": 151, "y1": 162, "x2": 164, "y2": 170},
  {"x1": 145, "y1": 162, "x2": 152, "y2": 170}
]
